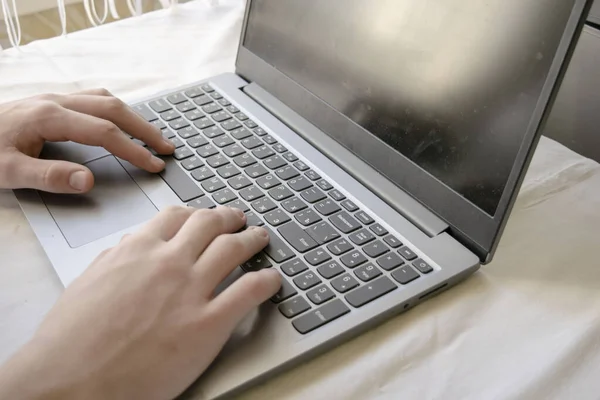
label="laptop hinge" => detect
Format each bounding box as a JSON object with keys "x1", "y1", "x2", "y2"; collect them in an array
[{"x1": 242, "y1": 82, "x2": 449, "y2": 238}]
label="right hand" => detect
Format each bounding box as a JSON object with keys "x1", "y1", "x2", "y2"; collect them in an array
[{"x1": 0, "y1": 206, "x2": 281, "y2": 400}]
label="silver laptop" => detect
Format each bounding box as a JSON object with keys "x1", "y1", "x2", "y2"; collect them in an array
[{"x1": 14, "y1": 0, "x2": 592, "y2": 398}]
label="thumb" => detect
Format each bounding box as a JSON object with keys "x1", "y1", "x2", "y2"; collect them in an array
[{"x1": 11, "y1": 153, "x2": 95, "y2": 193}]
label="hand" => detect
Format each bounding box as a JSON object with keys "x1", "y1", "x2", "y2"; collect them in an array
[
  {"x1": 0, "y1": 88, "x2": 175, "y2": 193},
  {"x1": 0, "y1": 206, "x2": 281, "y2": 400}
]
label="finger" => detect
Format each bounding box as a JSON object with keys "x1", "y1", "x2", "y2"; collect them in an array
[
  {"x1": 57, "y1": 94, "x2": 174, "y2": 154},
  {"x1": 38, "y1": 106, "x2": 166, "y2": 173},
  {"x1": 138, "y1": 206, "x2": 195, "y2": 241},
  {"x1": 169, "y1": 206, "x2": 247, "y2": 261},
  {"x1": 207, "y1": 269, "x2": 282, "y2": 332},
  {"x1": 194, "y1": 226, "x2": 269, "y2": 291},
  {"x1": 0, "y1": 152, "x2": 94, "y2": 193},
  {"x1": 72, "y1": 88, "x2": 113, "y2": 96}
]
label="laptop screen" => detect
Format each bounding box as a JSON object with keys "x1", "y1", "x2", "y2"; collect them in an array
[{"x1": 243, "y1": 0, "x2": 576, "y2": 216}]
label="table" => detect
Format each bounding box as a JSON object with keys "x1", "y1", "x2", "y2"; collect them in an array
[{"x1": 1, "y1": 1, "x2": 600, "y2": 399}]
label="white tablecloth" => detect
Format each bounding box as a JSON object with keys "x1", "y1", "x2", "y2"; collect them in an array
[{"x1": 1, "y1": 2, "x2": 600, "y2": 399}]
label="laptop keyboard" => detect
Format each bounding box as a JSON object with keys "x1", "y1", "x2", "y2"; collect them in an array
[{"x1": 131, "y1": 83, "x2": 435, "y2": 335}]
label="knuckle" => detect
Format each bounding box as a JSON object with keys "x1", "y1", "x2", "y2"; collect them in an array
[
  {"x1": 105, "y1": 96, "x2": 126, "y2": 113},
  {"x1": 99, "y1": 121, "x2": 121, "y2": 138},
  {"x1": 95, "y1": 88, "x2": 112, "y2": 96},
  {"x1": 32, "y1": 100, "x2": 61, "y2": 117}
]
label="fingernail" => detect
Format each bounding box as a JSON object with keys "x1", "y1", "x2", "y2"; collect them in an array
[
  {"x1": 255, "y1": 227, "x2": 269, "y2": 238},
  {"x1": 151, "y1": 156, "x2": 165, "y2": 169},
  {"x1": 164, "y1": 139, "x2": 175, "y2": 149},
  {"x1": 69, "y1": 171, "x2": 88, "y2": 191},
  {"x1": 235, "y1": 208, "x2": 245, "y2": 218}
]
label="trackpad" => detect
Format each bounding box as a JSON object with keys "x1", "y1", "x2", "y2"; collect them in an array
[{"x1": 40, "y1": 156, "x2": 158, "y2": 248}]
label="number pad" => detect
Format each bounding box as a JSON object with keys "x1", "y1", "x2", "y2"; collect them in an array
[
  {"x1": 354, "y1": 263, "x2": 382, "y2": 282},
  {"x1": 293, "y1": 272, "x2": 322, "y2": 290},
  {"x1": 331, "y1": 273, "x2": 360, "y2": 293},
  {"x1": 278, "y1": 296, "x2": 311, "y2": 318},
  {"x1": 306, "y1": 285, "x2": 336, "y2": 305}
]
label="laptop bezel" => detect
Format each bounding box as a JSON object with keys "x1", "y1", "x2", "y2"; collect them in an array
[{"x1": 233, "y1": 0, "x2": 593, "y2": 262}]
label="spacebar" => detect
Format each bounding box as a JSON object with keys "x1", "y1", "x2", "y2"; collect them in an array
[{"x1": 159, "y1": 157, "x2": 204, "y2": 202}]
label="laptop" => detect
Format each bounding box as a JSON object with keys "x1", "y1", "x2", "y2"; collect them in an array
[{"x1": 14, "y1": 0, "x2": 593, "y2": 398}]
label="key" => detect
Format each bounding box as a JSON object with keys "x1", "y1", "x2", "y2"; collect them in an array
[
  {"x1": 257, "y1": 174, "x2": 280, "y2": 190},
  {"x1": 413, "y1": 259, "x2": 433, "y2": 274},
  {"x1": 159, "y1": 158, "x2": 204, "y2": 202},
  {"x1": 377, "y1": 252, "x2": 405, "y2": 271},
  {"x1": 345, "y1": 276, "x2": 396, "y2": 308},
  {"x1": 184, "y1": 109, "x2": 205, "y2": 121},
  {"x1": 188, "y1": 197, "x2": 216, "y2": 210},
  {"x1": 354, "y1": 263, "x2": 382, "y2": 282},
  {"x1": 293, "y1": 271, "x2": 322, "y2": 290},
  {"x1": 194, "y1": 94, "x2": 213, "y2": 106},
  {"x1": 398, "y1": 246, "x2": 418, "y2": 261},
  {"x1": 300, "y1": 187, "x2": 326, "y2": 203},
  {"x1": 234, "y1": 153, "x2": 257, "y2": 168},
  {"x1": 226, "y1": 199, "x2": 249, "y2": 213},
  {"x1": 260, "y1": 135, "x2": 275, "y2": 145},
  {"x1": 241, "y1": 136, "x2": 263, "y2": 149},
  {"x1": 263, "y1": 227, "x2": 294, "y2": 263},
  {"x1": 184, "y1": 86, "x2": 203, "y2": 98},
  {"x1": 196, "y1": 144, "x2": 219, "y2": 158},
  {"x1": 231, "y1": 128, "x2": 252, "y2": 140},
  {"x1": 327, "y1": 238, "x2": 353, "y2": 255},
  {"x1": 264, "y1": 155, "x2": 287, "y2": 170},
  {"x1": 226, "y1": 105, "x2": 239, "y2": 114},
  {"x1": 341, "y1": 199, "x2": 358, "y2": 212},
  {"x1": 316, "y1": 179, "x2": 333, "y2": 191},
  {"x1": 167, "y1": 92, "x2": 187, "y2": 105},
  {"x1": 282, "y1": 152, "x2": 298, "y2": 162},
  {"x1": 222, "y1": 119, "x2": 241, "y2": 131},
  {"x1": 191, "y1": 166, "x2": 214, "y2": 182},
  {"x1": 306, "y1": 221, "x2": 340, "y2": 245},
  {"x1": 271, "y1": 279, "x2": 297, "y2": 303},
  {"x1": 295, "y1": 209, "x2": 322, "y2": 226},
  {"x1": 161, "y1": 128, "x2": 176, "y2": 139},
  {"x1": 216, "y1": 164, "x2": 240, "y2": 179},
  {"x1": 254, "y1": 127, "x2": 267, "y2": 136},
  {"x1": 273, "y1": 143, "x2": 287, "y2": 153},
  {"x1": 207, "y1": 154, "x2": 229, "y2": 168},
  {"x1": 201, "y1": 83, "x2": 215, "y2": 93},
  {"x1": 132, "y1": 138, "x2": 146, "y2": 147},
  {"x1": 349, "y1": 229, "x2": 375, "y2": 246},
  {"x1": 329, "y1": 211, "x2": 361, "y2": 234},
  {"x1": 218, "y1": 98, "x2": 231, "y2": 107},
  {"x1": 169, "y1": 118, "x2": 189, "y2": 131},
  {"x1": 181, "y1": 156, "x2": 204, "y2": 171},
  {"x1": 275, "y1": 165, "x2": 299, "y2": 180},
  {"x1": 236, "y1": 112, "x2": 249, "y2": 121},
  {"x1": 279, "y1": 296, "x2": 311, "y2": 318},
  {"x1": 201, "y1": 177, "x2": 225, "y2": 193},
  {"x1": 173, "y1": 147, "x2": 194, "y2": 161},
  {"x1": 212, "y1": 188, "x2": 237, "y2": 205},
  {"x1": 355, "y1": 211, "x2": 374, "y2": 225},
  {"x1": 228, "y1": 175, "x2": 252, "y2": 190},
  {"x1": 213, "y1": 135, "x2": 235, "y2": 148},
  {"x1": 269, "y1": 185, "x2": 294, "y2": 201},
  {"x1": 293, "y1": 160, "x2": 309, "y2": 171},
  {"x1": 363, "y1": 240, "x2": 389, "y2": 258},
  {"x1": 331, "y1": 273, "x2": 360, "y2": 293},
  {"x1": 245, "y1": 211, "x2": 264, "y2": 227},
  {"x1": 340, "y1": 250, "x2": 367, "y2": 268},
  {"x1": 245, "y1": 120, "x2": 258, "y2": 129},
  {"x1": 383, "y1": 234, "x2": 402, "y2": 248},
  {"x1": 304, "y1": 248, "x2": 331, "y2": 266},
  {"x1": 149, "y1": 99, "x2": 171, "y2": 113},
  {"x1": 329, "y1": 189, "x2": 346, "y2": 201},
  {"x1": 187, "y1": 136, "x2": 209, "y2": 148},
  {"x1": 281, "y1": 258, "x2": 309, "y2": 276},
  {"x1": 151, "y1": 119, "x2": 167, "y2": 130},
  {"x1": 264, "y1": 209, "x2": 291, "y2": 226},
  {"x1": 133, "y1": 104, "x2": 157, "y2": 122},
  {"x1": 317, "y1": 261, "x2": 345, "y2": 279},
  {"x1": 292, "y1": 299, "x2": 350, "y2": 334},
  {"x1": 281, "y1": 196, "x2": 307, "y2": 213},
  {"x1": 245, "y1": 164, "x2": 269, "y2": 178},
  {"x1": 305, "y1": 170, "x2": 321, "y2": 181},
  {"x1": 202, "y1": 126, "x2": 224, "y2": 139},
  {"x1": 307, "y1": 285, "x2": 336, "y2": 305},
  {"x1": 170, "y1": 137, "x2": 185, "y2": 149},
  {"x1": 288, "y1": 176, "x2": 313, "y2": 192},
  {"x1": 212, "y1": 111, "x2": 231, "y2": 123},
  {"x1": 160, "y1": 109, "x2": 180, "y2": 121},
  {"x1": 278, "y1": 222, "x2": 318, "y2": 253},
  {"x1": 210, "y1": 92, "x2": 223, "y2": 100},
  {"x1": 242, "y1": 252, "x2": 272, "y2": 272},
  {"x1": 252, "y1": 145, "x2": 275, "y2": 159},
  {"x1": 391, "y1": 265, "x2": 420, "y2": 284},
  {"x1": 314, "y1": 199, "x2": 341, "y2": 216},
  {"x1": 252, "y1": 197, "x2": 277, "y2": 213},
  {"x1": 177, "y1": 126, "x2": 198, "y2": 139},
  {"x1": 201, "y1": 102, "x2": 222, "y2": 114},
  {"x1": 370, "y1": 223, "x2": 388, "y2": 236},
  {"x1": 240, "y1": 185, "x2": 264, "y2": 202},
  {"x1": 176, "y1": 101, "x2": 195, "y2": 113},
  {"x1": 194, "y1": 117, "x2": 215, "y2": 130}
]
